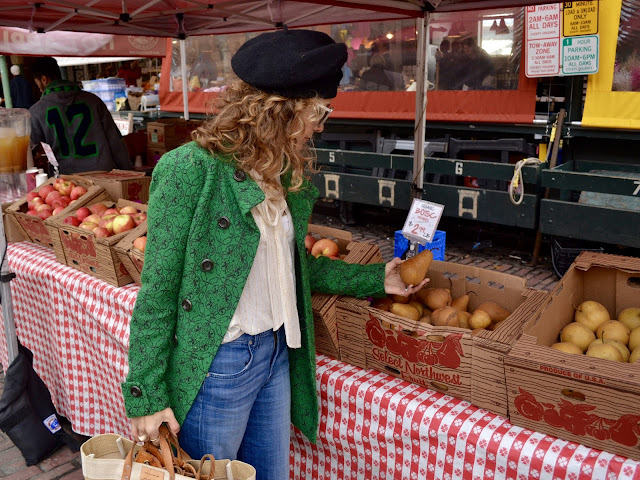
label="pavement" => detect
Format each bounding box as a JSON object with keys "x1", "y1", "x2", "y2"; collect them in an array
[{"x1": 0, "y1": 206, "x2": 563, "y2": 478}]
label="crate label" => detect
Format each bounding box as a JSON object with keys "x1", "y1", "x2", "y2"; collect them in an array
[
  {"x1": 61, "y1": 232, "x2": 99, "y2": 266},
  {"x1": 366, "y1": 312, "x2": 464, "y2": 377},
  {"x1": 20, "y1": 216, "x2": 50, "y2": 240},
  {"x1": 151, "y1": 133, "x2": 159, "y2": 143},
  {"x1": 539, "y1": 364, "x2": 605, "y2": 384},
  {"x1": 127, "y1": 182, "x2": 143, "y2": 202},
  {"x1": 514, "y1": 387, "x2": 639, "y2": 446}
]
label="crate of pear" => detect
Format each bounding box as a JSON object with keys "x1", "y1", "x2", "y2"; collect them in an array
[{"x1": 552, "y1": 300, "x2": 640, "y2": 364}]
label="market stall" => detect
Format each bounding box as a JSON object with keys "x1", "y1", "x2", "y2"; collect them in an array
[{"x1": 1, "y1": 242, "x2": 640, "y2": 480}]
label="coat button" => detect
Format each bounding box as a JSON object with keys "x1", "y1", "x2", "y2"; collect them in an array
[
  {"x1": 217, "y1": 217, "x2": 230, "y2": 229},
  {"x1": 182, "y1": 299, "x2": 192, "y2": 311},
  {"x1": 233, "y1": 170, "x2": 246, "y2": 182},
  {"x1": 130, "y1": 386, "x2": 142, "y2": 397},
  {"x1": 201, "y1": 259, "x2": 214, "y2": 272}
]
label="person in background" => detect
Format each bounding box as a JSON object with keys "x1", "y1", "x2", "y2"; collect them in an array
[
  {"x1": 9, "y1": 65, "x2": 33, "y2": 109},
  {"x1": 29, "y1": 57, "x2": 132, "y2": 174},
  {"x1": 118, "y1": 60, "x2": 142, "y2": 86},
  {"x1": 359, "y1": 53, "x2": 394, "y2": 91},
  {"x1": 122, "y1": 28, "x2": 428, "y2": 480},
  {"x1": 459, "y1": 37, "x2": 496, "y2": 90}
]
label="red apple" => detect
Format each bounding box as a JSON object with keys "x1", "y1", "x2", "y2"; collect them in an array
[
  {"x1": 132, "y1": 213, "x2": 147, "y2": 226},
  {"x1": 57, "y1": 181, "x2": 75, "y2": 196},
  {"x1": 93, "y1": 227, "x2": 111, "y2": 238},
  {"x1": 64, "y1": 216, "x2": 81, "y2": 227},
  {"x1": 119, "y1": 205, "x2": 138, "y2": 215},
  {"x1": 99, "y1": 216, "x2": 116, "y2": 233},
  {"x1": 304, "y1": 234, "x2": 317, "y2": 254},
  {"x1": 310, "y1": 238, "x2": 339, "y2": 258},
  {"x1": 101, "y1": 208, "x2": 120, "y2": 217},
  {"x1": 53, "y1": 178, "x2": 65, "y2": 189},
  {"x1": 89, "y1": 203, "x2": 109, "y2": 216},
  {"x1": 76, "y1": 207, "x2": 91, "y2": 221},
  {"x1": 52, "y1": 206, "x2": 65, "y2": 216},
  {"x1": 57, "y1": 195, "x2": 71, "y2": 206},
  {"x1": 84, "y1": 214, "x2": 102, "y2": 225},
  {"x1": 38, "y1": 185, "x2": 55, "y2": 200},
  {"x1": 133, "y1": 236, "x2": 147, "y2": 253},
  {"x1": 112, "y1": 214, "x2": 136, "y2": 234},
  {"x1": 79, "y1": 221, "x2": 99, "y2": 231},
  {"x1": 37, "y1": 210, "x2": 52, "y2": 220},
  {"x1": 45, "y1": 190, "x2": 62, "y2": 206},
  {"x1": 69, "y1": 185, "x2": 87, "y2": 201},
  {"x1": 36, "y1": 203, "x2": 53, "y2": 212},
  {"x1": 27, "y1": 209, "x2": 39, "y2": 216},
  {"x1": 27, "y1": 191, "x2": 40, "y2": 202},
  {"x1": 28, "y1": 197, "x2": 44, "y2": 210}
]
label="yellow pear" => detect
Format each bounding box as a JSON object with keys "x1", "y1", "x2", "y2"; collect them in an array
[
  {"x1": 371, "y1": 297, "x2": 393, "y2": 312},
  {"x1": 629, "y1": 327, "x2": 640, "y2": 352},
  {"x1": 551, "y1": 342, "x2": 583, "y2": 355},
  {"x1": 589, "y1": 339, "x2": 630, "y2": 362},
  {"x1": 618, "y1": 307, "x2": 640, "y2": 331},
  {"x1": 475, "y1": 301, "x2": 511, "y2": 322},
  {"x1": 409, "y1": 301, "x2": 424, "y2": 317},
  {"x1": 596, "y1": 320, "x2": 630, "y2": 345},
  {"x1": 398, "y1": 249, "x2": 433, "y2": 286},
  {"x1": 468, "y1": 309, "x2": 492, "y2": 330},
  {"x1": 457, "y1": 311, "x2": 472, "y2": 329},
  {"x1": 451, "y1": 294, "x2": 470, "y2": 313},
  {"x1": 574, "y1": 300, "x2": 610, "y2": 332},
  {"x1": 431, "y1": 306, "x2": 459, "y2": 327},
  {"x1": 389, "y1": 303, "x2": 421, "y2": 321},
  {"x1": 586, "y1": 343, "x2": 624, "y2": 362},
  {"x1": 560, "y1": 322, "x2": 596, "y2": 352},
  {"x1": 424, "y1": 288, "x2": 452, "y2": 311},
  {"x1": 629, "y1": 347, "x2": 640, "y2": 363},
  {"x1": 419, "y1": 313, "x2": 432, "y2": 325}
]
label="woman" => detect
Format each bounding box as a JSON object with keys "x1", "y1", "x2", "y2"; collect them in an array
[{"x1": 121, "y1": 29, "x2": 428, "y2": 480}]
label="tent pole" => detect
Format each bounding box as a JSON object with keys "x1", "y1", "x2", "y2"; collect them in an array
[
  {"x1": 412, "y1": 14, "x2": 429, "y2": 200},
  {"x1": 180, "y1": 39, "x2": 189, "y2": 121},
  {"x1": 0, "y1": 216, "x2": 19, "y2": 365},
  {"x1": 0, "y1": 56, "x2": 13, "y2": 109}
]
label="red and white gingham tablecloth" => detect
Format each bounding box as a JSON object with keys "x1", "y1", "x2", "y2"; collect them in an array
[{"x1": 2, "y1": 242, "x2": 640, "y2": 480}]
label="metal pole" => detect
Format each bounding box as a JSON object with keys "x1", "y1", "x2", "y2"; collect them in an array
[
  {"x1": 0, "y1": 56, "x2": 13, "y2": 109},
  {"x1": 0, "y1": 215, "x2": 19, "y2": 364},
  {"x1": 180, "y1": 39, "x2": 190, "y2": 121},
  {"x1": 412, "y1": 14, "x2": 429, "y2": 199}
]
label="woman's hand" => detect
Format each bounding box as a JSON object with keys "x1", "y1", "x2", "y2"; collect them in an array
[
  {"x1": 384, "y1": 257, "x2": 430, "y2": 296},
  {"x1": 131, "y1": 407, "x2": 180, "y2": 443}
]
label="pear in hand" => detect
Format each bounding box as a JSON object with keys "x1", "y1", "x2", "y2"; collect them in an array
[{"x1": 398, "y1": 249, "x2": 433, "y2": 286}]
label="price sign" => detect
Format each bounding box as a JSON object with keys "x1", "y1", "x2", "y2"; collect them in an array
[
  {"x1": 41, "y1": 142, "x2": 59, "y2": 177},
  {"x1": 401, "y1": 198, "x2": 444, "y2": 245}
]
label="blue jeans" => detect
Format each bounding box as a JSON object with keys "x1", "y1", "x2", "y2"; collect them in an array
[{"x1": 179, "y1": 327, "x2": 291, "y2": 480}]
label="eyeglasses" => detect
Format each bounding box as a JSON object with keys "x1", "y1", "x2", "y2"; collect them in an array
[{"x1": 315, "y1": 104, "x2": 333, "y2": 127}]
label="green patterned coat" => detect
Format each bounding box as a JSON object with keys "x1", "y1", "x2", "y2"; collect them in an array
[{"x1": 121, "y1": 142, "x2": 386, "y2": 443}]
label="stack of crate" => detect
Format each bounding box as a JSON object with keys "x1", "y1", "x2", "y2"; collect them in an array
[{"x1": 146, "y1": 119, "x2": 201, "y2": 165}]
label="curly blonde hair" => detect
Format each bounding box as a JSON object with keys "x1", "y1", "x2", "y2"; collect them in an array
[{"x1": 193, "y1": 80, "x2": 325, "y2": 194}]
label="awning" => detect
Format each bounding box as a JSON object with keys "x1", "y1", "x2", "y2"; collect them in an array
[{"x1": 54, "y1": 56, "x2": 142, "y2": 67}]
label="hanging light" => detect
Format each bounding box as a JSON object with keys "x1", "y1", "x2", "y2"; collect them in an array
[
  {"x1": 490, "y1": 20, "x2": 498, "y2": 32},
  {"x1": 448, "y1": 22, "x2": 460, "y2": 37},
  {"x1": 497, "y1": 19, "x2": 510, "y2": 35},
  {"x1": 386, "y1": 33, "x2": 394, "y2": 40}
]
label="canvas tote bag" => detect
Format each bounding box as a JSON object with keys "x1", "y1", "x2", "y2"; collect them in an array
[{"x1": 81, "y1": 428, "x2": 256, "y2": 480}]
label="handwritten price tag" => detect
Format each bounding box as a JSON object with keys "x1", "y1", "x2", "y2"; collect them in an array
[
  {"x1": 41, "y1": 142, "x2": 59, "y2": 177},
  {"x1": 402, "y1": 198, "x2": 444, "y2": 245}
]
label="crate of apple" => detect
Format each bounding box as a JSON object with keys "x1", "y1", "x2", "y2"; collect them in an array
[
  {"x1": 47, "y1": 199, "x2": 149, "y2": 287},
  {"x1": 6, "y1": 175, "x2": 108, "y2": 252},
  {"x1": 114, "y1": 222, "x2": 148, "y2": 287}
]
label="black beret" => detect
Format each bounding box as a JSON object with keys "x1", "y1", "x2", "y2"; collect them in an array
[{"x1": 231, "y1": 29, "x2": 347, "y2": 99}]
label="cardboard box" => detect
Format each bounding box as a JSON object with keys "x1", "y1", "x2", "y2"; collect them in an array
[
  {"x1": 146, "y1": 119, "x2": 200, "y2": 148},
  {"x1": 505, "y1": 252, "x2": 640, "y2": 460},
  {"x1": 147, "y1": 145, "x2": 168, "y2": 166},
  {"x1": 75, "y1": 170, "x2": 151, "y2": 203},
  {"x1": 113, "y1": 222, "x2": 147, "y2": 286},
  {"x1": 2, "y1": 202, "x2": 29, "y2": 243},
  {"x1": 6, "y1": 176, "x2": 108, "y2": 258},
  {"x1": 308, "y1": 224, "x2": 384, "y2": 359},
  {"x1": 46, "y1": 199, "x2": 148, "y2": 287},
  {"x1": 336, "y1": 261, "x2": 548, "y2": 416}
]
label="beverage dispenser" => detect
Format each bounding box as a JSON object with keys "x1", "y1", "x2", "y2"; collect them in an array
[{"x1": 0, "y1": 109, "x2": 31, "y2": 202}]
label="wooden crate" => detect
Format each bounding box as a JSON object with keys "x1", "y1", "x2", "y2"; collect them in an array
[
  {"x1": 308, "y1": 224, "x2": 384, "y2": 359},
  {"x1": 73, "y1": 170, "x2": 151, "y2": 203},
  {"x1": 505, "y1": 252, "x2": 640, "y2": 460},
  {"x1": 46, "y1": 199, "x2": 148, "y2": 287},
  {"x1": 336, "y1": 261, "x2": 546, "y2": 416},
  {"x1": 113, "y1": 222, "x2": 147, "y2": 286},
  {"x1": 6, "y1": 176, "x2": 107, "y2": 256},
  {"x1": 147, "y1": 145, "x2": 168, "y2": 166},
  {"x1": 146, "y1": 119, "x2": 200, "y2": 148}
]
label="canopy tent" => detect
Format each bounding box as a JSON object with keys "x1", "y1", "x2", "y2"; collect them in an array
[{"x1": 0, "y1": 0, "x2": 555, "y2": 38}]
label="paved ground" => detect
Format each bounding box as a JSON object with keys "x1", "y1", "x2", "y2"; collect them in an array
[{"x1": 0, "y1": 206, "x2": 564, "y2": 478}]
